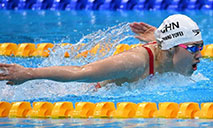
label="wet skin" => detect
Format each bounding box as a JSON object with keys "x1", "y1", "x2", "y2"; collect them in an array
[{"x1": 0, "y1": 22, "x2": 203, "y2": 86}]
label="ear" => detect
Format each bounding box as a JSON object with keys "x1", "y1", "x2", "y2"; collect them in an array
[{"x1": 167, "y1": 46, "x2": 177, "y2": 57}]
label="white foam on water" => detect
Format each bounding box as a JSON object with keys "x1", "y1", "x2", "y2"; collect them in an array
[
  {"x1": 0, "y1": 23, "x2": 211, "y2": 102},
  {"x1": 0, "y1": 71, "x2": 209, "y2": 101}
]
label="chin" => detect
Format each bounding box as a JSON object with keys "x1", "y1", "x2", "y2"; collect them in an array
[
  {"x1": 184, "y1": 70, "x2": 194, "y2": 76},
  {"x1": 175, "y1": 65, "x2": 195, "y2": 76},
  {"x1": 176, "y1": 69, "x2": 194, "y2": 76}
]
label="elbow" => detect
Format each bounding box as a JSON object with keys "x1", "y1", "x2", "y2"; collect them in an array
[{"x1": 75, "y1": 65, "x2": 108, "y2": 83}]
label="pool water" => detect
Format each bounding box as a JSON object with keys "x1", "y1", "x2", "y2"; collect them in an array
[
  {"x1": 0, "y1": 118, "x2": 213, "y2": 127},
  {"x1": 0, "y1": 10, "x2": 212, "y2": 127}
]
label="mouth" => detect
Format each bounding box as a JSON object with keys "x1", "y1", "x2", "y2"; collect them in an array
[
  {"x1": 192, "y1": 63, "x2": 197, "y2": 71},
  {"x1": 192, "y1": 58, "x2": 200, "y2": 71}
]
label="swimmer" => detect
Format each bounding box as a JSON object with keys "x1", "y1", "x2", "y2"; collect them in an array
[{"x1": 0, "y1": 14, "x2": 203, "y2": 86}]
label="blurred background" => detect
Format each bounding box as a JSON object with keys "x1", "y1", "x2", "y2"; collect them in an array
[{"x1": 0, "y1": 0, "x2": 212, "y2": 11}]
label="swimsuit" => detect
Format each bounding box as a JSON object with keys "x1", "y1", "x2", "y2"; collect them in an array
[
  {"x1": 95, "y1": 42, "x2": 156, "y2": 89},
  {"x1": 142, "y1": 42, "x2": 156, "y2": 75}
]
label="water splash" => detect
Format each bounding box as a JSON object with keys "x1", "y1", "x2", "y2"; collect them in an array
[
  {"x1": 0, "y1": 22, "x2": 136, "y2": 101},
  {"x1": 41, "y1": 22, "x2": 136, "y2": 67},
  {"x1": 87, "y1": 72, "x2": 203, "y2": 97},
  {"x1": 0, "y1": 70, "x2": 210, "y2": 102},
  {"x1": 0, "y1": 23, "x2": 212, "y2": 103}
]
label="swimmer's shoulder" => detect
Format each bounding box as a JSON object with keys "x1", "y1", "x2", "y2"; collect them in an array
[
  {"x1": 125, "y1": 45, "x2": 151, "y2": 57},
  {"x1": 112, "y1": 46, "x2": 150, "y2": 68}
]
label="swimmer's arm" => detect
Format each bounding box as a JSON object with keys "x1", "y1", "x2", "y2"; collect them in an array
[
  {"x1": 0, "y1": 50, "x2": 147, "y2": 85},
  {"x1": 130, "y1": 22, "x2": 157, "y2": 42},
  {"x1": 31, "y1": 51, "x2": 147, "y2": 83}
]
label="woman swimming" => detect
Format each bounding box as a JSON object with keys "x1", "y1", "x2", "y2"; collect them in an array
[{"x1": 0, "y1": 14, "x2": 203, "y2": 86}]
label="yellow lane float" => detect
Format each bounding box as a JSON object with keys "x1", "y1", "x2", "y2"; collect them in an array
[
  {"x1": 51, "y1": 102, "x2": 74, "y2": 118},
  {"x1": 195, "y1": 102, "x2": 213, "y2": 119},
  {"x1": 9, "y1": 102, "x2": 32, "y2": 118},
  {"x1": 16, "y1": 43, "x2": 36, "y2": 57},
  {"x1": 201, "y1": 44, "x2": 213, "y2": 58},
  {"x1": 112, "y1": 102, "x2": 137, "y2": 118},
  {"x1": 113, "y1": 44, "x2": 131, "y2": 55},
  {"x1": 27, "y1": 102, "x2": 53, "y2": 118},
  {"x1": 72, "y1": 102, "x2": 96, "y2": 118},
  {"x1": 0, "y1": 101, "x2": 212, "y2": 119},
  {"x1": 0, "y1": 43, "x2": 17, "y2": 56},
  {"x1": 0, "y1": 43, "x2": 212, "y2": 58},
  {"x1": 0, "y1": 102, "x2": 11, "y2": 117},
  {"x1": 135, "y1": 102, "x2": 157, "y2": 118},
  {"x1": 177, "y1": 102, "x2": 200, "y2": 119},
  {"x1": 32, "y1": 43, "x2": 54, "y2": 57},
  {"x1": 93, "y1": 102, "x2": 116, "y2": 118},
  {"x1": 154, "y1": 102, "x2": 179, "y2": 118},
  {"x1": 60, "y1": 43, "x2": 72, "y2": 57}
]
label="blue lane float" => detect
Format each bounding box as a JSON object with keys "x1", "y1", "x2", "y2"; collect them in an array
[{"x1": 0, "y1": 0, "x2": 212, "y2": 10}]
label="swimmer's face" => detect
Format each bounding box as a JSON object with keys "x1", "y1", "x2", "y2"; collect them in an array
[{"x1": 173, "y1": 41, "x2": 203, "y2": 76}]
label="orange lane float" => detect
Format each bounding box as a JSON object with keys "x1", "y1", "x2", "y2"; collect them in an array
[
  {"x1": 9, "y1": 102, "x2": 32, "y2": 118},
  {"x1": 0, "y1": 43, "x2": 17, "y2": 56},
  {"x1": 51, "y1": 102, "x2": 74, "y2": 118},
  {"x1": 32, "y1": 43, "x2": 54, "y2": 57},
  {"x1": 93, "y1": 102, "x2": 116, "y2": 118},
  {"x1": 28, "y1": 102, "x2": 53, "y2": 118},
  {"x1": 195, "y1": 102, "x2": 213, "y2": 119},
  {"x1": 0, "y1": 101, "x2": 212, "y2": 119},
  {"x1": 0, "y1": 43, "x2": 212, "y2": 58},
  {"x1": 154, "y1": 102, "x2": 179, "y2": 118},
  {"x1": 112, "y1": 102, "x2": 137, "y2": 118},
  {"x1": 16, "y1": 43, "x2": 36, "y2": 57},
  {"x1": 72, "y1": 102, "x2": 96, "y2": 118},
  {"x1": 135, "y1": 102, "x2": 157, "y2": 118},
  {"x1": 201, "y1": 44, "x2": 213, "y2": 58},
  {"x1": 177, "y1": 102, "x2": 200, "y2": 119},
  {"x1": 0, "y1": 102, "x2": 11, "y2": 117}
]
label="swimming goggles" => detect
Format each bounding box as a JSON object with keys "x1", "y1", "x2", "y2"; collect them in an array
[{"x1": 179, "y1": 43, "x2": 203, "y2": 54}]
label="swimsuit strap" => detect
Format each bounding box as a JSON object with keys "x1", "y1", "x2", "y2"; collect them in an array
[
  {"x1": 95, "y1": 42, "x2": 156, "y2": 89},
  {"x1": 143, "y1": 47, "x2": 154, "y2": 75},
  {"x1": 95, "y1": 82, "x2": 101, "y2": 89},
  {"x1": 142, "y1": 42, "x2": 156, "y2": 75}
]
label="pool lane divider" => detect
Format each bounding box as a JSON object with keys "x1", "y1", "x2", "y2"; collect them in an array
[
  {"x1": 0, "y1": 101, "x2": 212, "y2": 119},
  {"x1": 0, "y1": 43, "x2": 212, "y2": 58}
]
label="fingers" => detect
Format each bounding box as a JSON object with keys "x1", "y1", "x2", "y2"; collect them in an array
[
  {"x1": 0, "y1": 76, "x2": 9, "y2": 80},
  {"x1": 130, "y1": 25, "x2": 144, "y2": 34},
  {"x1": 0, "y1": 63, "x2": 11, "y2": 67},
  {"x1": 6, "y1": 81, "x2": 14, "y2": 85},
  {"x1": 0, "y1": 73, "x2": 7, "y2": 77},
  {"x1": 132, "y1": 22, "x2": 149, "y2": 29},
  {"x1": 130, "y1": 22, "x2": 151, "y2": 35},
  {"x1": 135, "y1": 36, "x2": 145, "y2": 41},
  {"x1": 0, "y1": 75, "x2": 14, "y2": 85},
  {"x1": 0, "y1": 67, "x2": 9, "y2": 77},
  {"x1": 147, "y1": 27, "x2": 157, "y2": 32},
  {"x1": 0, "y1": 76, "x2": 12, "y2": 85},
  {"x1": 131, "y1": 27, "x2": 140, "y2": 34},
  {"x1": 130, "y1": 22, "x2": 141, "y2": 30},
  {"x1": 0, "y1": 63, "x2": 10, "y2": 72},
  {"x1": 139, "y1": 22, "x2": 151, "y2": 28},
  {"x1": 130, "y1": 22, "x2": 146, "y2": 30},
  {"x1": 130, "y1": 22, "x2": 157, "y2": 32}
]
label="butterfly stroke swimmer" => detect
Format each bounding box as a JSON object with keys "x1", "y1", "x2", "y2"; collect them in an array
[{"x1": 0, "y1": 14, "x2": 203, "y2": 86}]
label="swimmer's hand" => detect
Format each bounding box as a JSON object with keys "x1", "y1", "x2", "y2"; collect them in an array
[
  {"x1": 0, "y1": 63, "x2": 32, "y2": 85},
  {"x1": 130, "y1": 22, "x2": 157, "y2": 43}
]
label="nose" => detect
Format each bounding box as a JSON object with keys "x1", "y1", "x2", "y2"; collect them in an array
[{"x1": 195, "y1": 51, "x2": 202, "y2": 59}]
